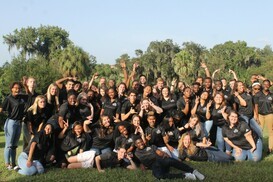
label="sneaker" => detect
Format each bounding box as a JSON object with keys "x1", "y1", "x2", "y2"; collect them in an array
[
  {"x1": 185, "y1": 173, "x2": 197, "y2": 180},
  {"x1": 193, "y1": 170, "x2": 205, "y2": 181},
  {"x1": 13, "y1": 166, "x2": 20, "y2": 171}
]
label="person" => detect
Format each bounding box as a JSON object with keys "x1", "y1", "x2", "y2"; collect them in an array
[
  {"x1": 178, "y1": 114, "x2": 207, "y2": 144},
  {"x1": 0, "y1": 82, "x2": 28, "y2": 170},
  {"x1": 233, "y1": 81, "x2": 262, "y2": 138},
  {"x1": 191, "y1": 91, "x2": 213, "y2": 137},
  {"x1": 114, "y1": 125, "x2": 135, "y2": 154},
  {"x1": 17, "y1": 123, "x2": 55, "y2": 175},
  {"x1": 66, "y1": 150, "x2": 96, "y2": 169},
  {"x1": 100, "y1": 87, "x2": 121, "y2": 123},
  {"x1": 95, "y1": 147, "x2": 137, "y2": 172},
  {"x1": 222, "y1": 111, "x2": 262, "y2": 162},
  {"x1": 45, "y1": 83, "x2": 60, "y2": 116},
  {"x1": 77, "y1": 92, "x2": 94, "y2": 122},
  {"x1": 254, "y1": 79, "x2": 273, "y2": 154},
  {"x1": 84, "y1": 115, "x2": 114, "y2": 155},
  {"x1": 130, "y1": 114, "x2": 146, "y2": 143},
  {"x1": 177, "y1": 86, "x2": 192, "y2": 126},
  {"x1": 134, "y1": 138, "x2": 205, "y2": 180},
  {"x1": 26, "y1": 95, "x2": 51, "y2": 137},
  {"x1": 159, "y1": 86, "x2": 177, "y2": 121},
  {"x1": 55, "y1": 77, "x2": 76, "y2": 105},
  {"x1": 22, "y1": 77, "x2": 39, "y2": 150},
  {"x1": 121, "y1": 90, "x2": 139, "y2": 122},
  {"x1": 58, "y1": 121, "x2": 90, "y2": 167},
  {"x1": 178, "y1": 133, "x2": 233, "y2": 162}
]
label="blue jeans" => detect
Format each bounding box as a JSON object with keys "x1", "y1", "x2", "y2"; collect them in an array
[
  {"x1": 90, "y1": 147, "x2": 112, "y2": 156},
  {"x1": 216, "y1": 126, "x2": 231, "y2": 152},
  {"x1": 201, "y1": 120, "x2": 213, "y2": 137},
  {"x1": 232, "y1": 138, "x2": 263, "y2": 162},
  {"x1": 18, "y1": 152, "x2": 44, "y2": 175},
  {"x1": 240, "y1": 115, "x2": 263, "y2": 138},
  {"x1": 205, "y1": 147, "x2": 233, "y2": 162},
  {"x1": 4, "y1": 119, "x2": 22, "y2": 165}
]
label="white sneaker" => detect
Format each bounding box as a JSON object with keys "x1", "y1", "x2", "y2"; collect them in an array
[
  {"x1": 185, "y1": 173, "x2": 197, "y2": 180},
  {"x1": 13, "y1": 165, "x2": 20, "y2": 171},
  {"x1": 193, "y1": 170, "x2": 205, "y2": 181}
]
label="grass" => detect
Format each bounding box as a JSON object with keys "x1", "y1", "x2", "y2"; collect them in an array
[{"x1": 1, "y1": 132, "x2": 273, "y2": 182}]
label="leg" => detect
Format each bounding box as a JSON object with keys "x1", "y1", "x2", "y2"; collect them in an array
[
  {"x1": 249, "y1": 117, "x2": 263, "y2": 139},
  {"x1": 17, "y1": 152, "x2": 37, "y2": 176},
  {"x1": 22, "y1": 122, "x2": 31, "y2": 150},
  {"x1": 216, "y1": 126, "x2": 225, "y2": 152},
  {"x1": 204, "y1": 120, "x2": 213, "y2": 137},
  {"x1": 265, "y1": 114, "x2": 273, "y2": 151},
  {"x1": 232, "y1": 148, "x2": 247, "y2": 161},
  {"x1": 247, "y1": 138, "x2": 263, "y2": 162},
  {"x1": 32, "y1": 160, "x2": 44, "y2": 174},
  {"x1": 205, "y1": 147, "x2": 233, "y2": 162},
  {"x1": 10, "y1": 121, "x2": 22, "y2": 166},
  {"x1": 101, "y1": 147, "x2": 112, "y2": 154}
]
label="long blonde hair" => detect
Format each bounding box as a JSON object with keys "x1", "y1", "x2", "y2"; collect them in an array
[
  {"x1": 189, "y1": 114, "x2": 202, "y2": 137},
  {"x1": 46, "y1": 83, "x2": 60, "y2": 106},
  {"x1": 27, "y1": 95, "x2": 46, "y2": 115},
  {"x1": 177, "y1": 133, "x2": 197, "y2": 158}
]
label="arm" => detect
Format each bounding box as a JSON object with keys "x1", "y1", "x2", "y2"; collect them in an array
[
  {"x1": 149, "y1": 100, "x2": 163, "y2": 114},
  {"x1": 121, "y1": 107, "x2": 136, "y2": 121},
  {"x1": 234, "y1": 92, "x2": 247, "y2": 107},
  {"x1": 88, "y1": 73, "x2": 98, "y2": 90},
  {"x1": 58, "y1": 120, "x2": 69, "y2": 139},
  {"x1": 181, "y1": 98, "x2": 190, "y2": 115},
  {"x1": 125, "y1": 155, "x2": 137, "y2": 170},
  {"x1": 254, "y1": 104, "x2": 259, "y2": 124},
  {"x1": 83, "y1": 120, "x2": 92, "y2": 133},
  {"x1": 211, "y1": 69, "x2": 220, "y2": 80},
  {"x1": 191, "y1": 97, "x2": 199, "y2": 115},
  {"x1": 205, "y1": 100, "x2": 212, "y2": 120},
  {"x1": 120, "y1": 61, "x2": 128, "y2": 84},
  {"x1": 200, "y1": 62, "x2": 211, "y2": 77},
  {"x1": 244, "y1": 131, "x2": 257, "y2": 152},
  {"x1": 170, "y1": 78, "x2": 177, "y2": 94},
  {"x1": 55, "y1": 77, "x2": 70, "y2": 89},
  {"x1": 229, "y1": 69, "x2": 238, "y2": 81},
  {"x1": 27, "y1": 142, "x2": 37, "y2": 167}
]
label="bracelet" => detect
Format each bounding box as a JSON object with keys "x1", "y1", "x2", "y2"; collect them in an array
[{"x1": 204, "y1": 67, "x2": 208, "y2": 70}]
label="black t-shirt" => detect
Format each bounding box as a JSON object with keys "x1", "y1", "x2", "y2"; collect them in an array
[
  {"x1": 254, "y1": 91, "x2": 273, "y2": 115},
  {"x1": 222, "y1": 121, "x2": 257, "y2": 150},
  {"x1": 160, "y1": 96, "x2": 177, "y2": 118},
  {"x1": 27, "y1": 107, "x2": 51, "y2": 133},
  {"x1": 58, "y1": 87, "x2": 68, "y2": 105},
  {"x1": 58, "y1": 102, "x2": 81, "y2": 126},
  {"x1": 24, "y1": 91, "x2": 39, "y2": 113},
  {"x1": 179, "y1": 147, "x2": 208, "y2": 161},
  {"x1": 91, "y1": 126, "x2": 114, "y2": 149},
  {"x1": 145, "y1": 126, "x2": 166, "y2": 147},
  {"x1": 183, "y1": 126, "x2": 206, "y2": 143},
  {"x1": 211, "y1": 105, "x2": 231, "y2": 127},
  {"x1": 135, "y1": 145, "x2": 158, "y2": 169},
  {"x1": 164, "y1": 127, "x2": 181, "y2": 148},
  {"x1": 1, "y1": 94, "x2": 28, "y2": 120},
  {"x1": 114, "y1": 134, "x2": 134, "y2": 150},
  {"x1": 61, "y1": 130, "x2": 89, "y2": 152},
  {"x1": 24, "y1": 130, "x2": 55, "y2": 163},
  {"x1": 121, "y1": 100, "x2": 138, "y2": 122},
  {"x1": 234, "y1": 92, "x2": 254, "y2": 118},
  {"x1": 78, "y1": 104, "x2": 91, "y2": 121},
  {"x1": 46, "y1": 95, "x2": 59, "y2": 116},
  {"x1": 99, "y1": 151, "x2": 129, "y2": 169},
  {"x1": 102, "y1": 98, "x2": 121, "y2": 119},
  {"x1": 192, "y1": 100, "x2": 212, "y2": 123},
  {"x1": 177, "y1": 97, "x2": 192, "y2": 120}
]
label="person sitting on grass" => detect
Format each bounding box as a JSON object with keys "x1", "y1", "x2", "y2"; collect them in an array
[
  {"x1": 134, "y1": 138, "x2": 205, "y2": 180},
  {"x1": 95, "y1": 147, "x2": 137, "y2": 172},
  {"x1": 222, "y1": 110, "x2": 262, "y2": 162},
  {"x1": 177, "y1": 133, "x2": 234, "y2": 162},
  {"x1": 17, "y1": 123, "x2": 55, "y2": 175}
]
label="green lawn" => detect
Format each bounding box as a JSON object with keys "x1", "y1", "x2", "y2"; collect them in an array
[{"x1": 1, "y1": 131, "x2": 273, "y2": 182}]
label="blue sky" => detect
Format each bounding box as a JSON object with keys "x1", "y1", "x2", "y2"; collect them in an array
[{"x1": 1, "y1": 0, "x2": 272, "y2": 66}]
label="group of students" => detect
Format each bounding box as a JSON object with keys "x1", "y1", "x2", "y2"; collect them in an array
[{"x1": 1, "y1": 62, "x2": 272, "y2": 180}]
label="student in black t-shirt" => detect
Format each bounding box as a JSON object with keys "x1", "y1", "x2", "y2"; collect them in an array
[
  {"x1": 178, "y1": 133, "x2": 233, "y2": 162},
  {"x1": 84, "y1": 115, "x2": 114, "y2": 155},
  {"x1": 55, "y1": 77, "x2": 76, "y2": 105},
  {"x1": 121, "y1": 90, "x2": 139, "y2": 122},
  {"x1": 26, "y1": 95, "x2": 51, "y2": 137},
  {"x1": 95, "y1": 147, "x2": 136, "y2": 172},
  {"x1": 222, "y1": 111, "x2": 262, "y2": 162},
  {"x1": 134, "y1": 138, "x2": 205, "y2": 180},
  {"x1": 17, "y1": 123, "x2": 55, "y2": 175},
  {"x1": 77, "y1": 92, "x2": 93, "y2": 122},
  {"x1": 159, "y1": 86, "x2": 177, "y2": 121},
  {"x1": 254, "y1": 79, "x2": 273, "y2": 154},
  {"x1": 115, "y1": 125, "x2": 135, "y2": 154},
  {"x1": 45, "y1": 83, "x2": 60, "y2": 116},
  {"x1": 177, "y1": 87, "x2": 192, "y2": 126},
  {"x1": 0, "y1": 82, "x2": 28, "y2": 170}
]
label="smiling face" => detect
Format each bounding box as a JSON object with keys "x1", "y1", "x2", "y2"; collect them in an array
[
  {"x1": 228, "y1": 112, "x2": 239, "y2": 126},
  {"x1": 50, "y1": 85, "x2": 58, "y2": 95},
  {"x1": 101, "y1": 116, "x2": 110, "y2": 128},
  {"x1": 118, "y1": 125, "x2": 128, "y2": 135},
  {"x1": 11, "y1": 83, "x2": 21, "y2": 96},
  {"x1": 73, "y1": 124, "x2": 83, "y2": 136},
  {"x1": 147, "y1": 115, "x2": 156, "y2": 128},
  {"x1": 132, "y1": 116, "x2": 140, "y2": 126},
  {"x1": 117, "y1": 148, "x2": 126, "y2": 160},
  {"x1": 44, "y1": 124, "x2": 53, "y2": 135},
  {"x1": 67, "y1": 94, "x2": 77, "y2": 106},
  {"x1": 38, "y1": 98, "x2": 46, "y2": 109},
  {"x1": 135, "y1": 138, "x2": 145, "y2": 150},
  {"x1": 182, "y1": 134, "x2": 191, "y2": 148},
  {"x1": 161, "y1": 87, "x2": 169, "y2": 98},
  {"x1": 214, "y1": 93, "x2": 223, "y2": 104}
]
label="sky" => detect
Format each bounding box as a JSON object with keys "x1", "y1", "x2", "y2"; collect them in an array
[{"x1": 1, "y1": 0, "x2": 273, "y2": 66}]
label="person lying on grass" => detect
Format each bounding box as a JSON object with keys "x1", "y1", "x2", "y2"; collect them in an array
[
  {"x1": 95, "y1": 147, "x2": 137, "y2": 172},
  {"x1": 17, "y1": 123, "x2": 55, "y2": 175},
  {"x1": 134, "y1": 138, "x2": 205, "y2": 181},
  {"x1": 177, "y1": 133, "x2": 234, "y2": 162}
]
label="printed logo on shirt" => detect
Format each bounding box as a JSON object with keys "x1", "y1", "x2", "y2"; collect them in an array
[
  {"x1": 268, "y1": 97, "x2": 272, "y2": 101},
  {"x1": 246, "y1": 128, "x2": 249, "y2": 132},
  {"x1": 156, "y1": 129, "x2": 161, "y2": 134},
  {"x1": 233, "y1": 129, "x2": 239, "y2": 133},
  {"x1": 128, "y1": 138, "x2": 133, "y2": 143},
  {"x1": 224, "y1": 95, "x2": 228, "y2": 99},
  {"x1": 217, "y1": 110, "x2": 222, "y2": 113},
  {"x1": 170, "y1": 99, "x2": 175, "y2": 102},
  {"x1": 167, "y1": 131, "x2": 174, "y2": 136},
  {"x1": 112, "y1": 103, "x2": 117, "y2": 106},
  {"x1": 146, "y1": 147, "x2": 151, "y2": 151},
  {"x1": 203, "y1": 107, "x2": 207, "y2": 111}
]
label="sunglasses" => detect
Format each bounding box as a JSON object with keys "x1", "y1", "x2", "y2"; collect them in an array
[{"x1": 253, "y1": 87, "x2": 260, "y2": 91}]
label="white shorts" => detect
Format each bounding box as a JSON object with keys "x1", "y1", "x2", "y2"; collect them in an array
[{"x1": 76, "y1": 150, "x2": 96, "y2": 168}]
